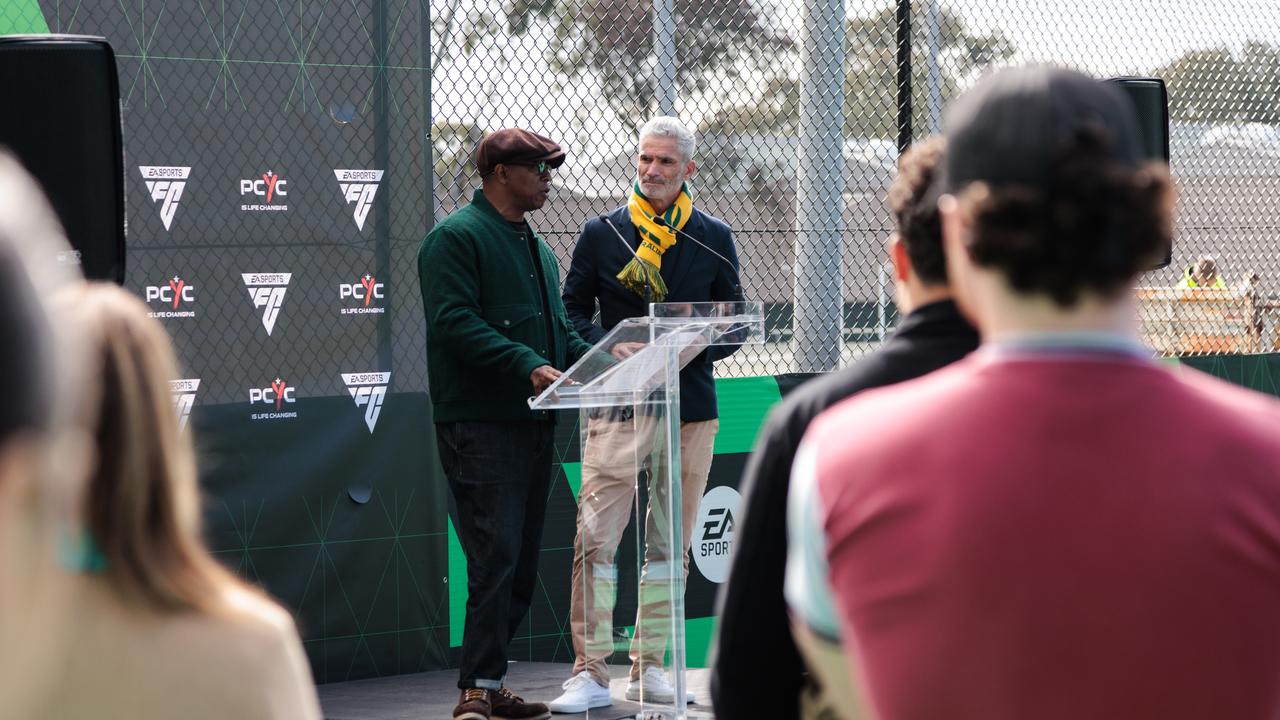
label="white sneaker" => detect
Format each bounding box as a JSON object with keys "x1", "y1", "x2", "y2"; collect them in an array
[
  {"x1": 547, "y1": 671, "x2": 612, "y2": 713},
  {"x1": 624, "y1": 666, "x2": 696, "y2": 704}
]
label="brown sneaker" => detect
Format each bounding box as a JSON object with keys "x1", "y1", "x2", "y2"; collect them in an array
[
  {"x1": 453, "y1": 688, "x2": 491, "y2": 720},
  {"x1": 490, "y1": 687, "x2": 551, "y2": 720}
]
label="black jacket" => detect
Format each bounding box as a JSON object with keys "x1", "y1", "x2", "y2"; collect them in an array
[
  {"x1": 709, "y1": 300, "x2": 979, "y2": 720},
  {"x1": 562, "y1": 205, "x2": 743, "y2": 422}
]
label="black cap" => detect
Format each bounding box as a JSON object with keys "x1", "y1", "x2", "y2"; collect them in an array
[{"x1": 939, "y1": 65, "x2": 1143, "y2": 195}]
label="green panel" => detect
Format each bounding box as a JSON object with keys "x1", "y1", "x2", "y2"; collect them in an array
[
  {"x1": 1180, "y1": 352, "x2": 1280, "y2": 398},
  {"x1": 619, "y1": 615, "x2": 717, "y2": 668},
  {"x1": 562, "y1": 461, "x2": 582, "y2": 501},
  {"x1": 448, "y1": 518, "x2": 467, "y2": 648},
  {"x1": 712, "y1": 375, "x2": 782, "y2": 454},
  {"x1": 0, "y1": 1, "x2": 49, "y2": 33},
  {"x1": 684, "y1": 615, "x2": 717, "y2": 668}
]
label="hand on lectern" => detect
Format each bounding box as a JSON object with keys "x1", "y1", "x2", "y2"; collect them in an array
[
  {"x1": 530, "y1": 365, "x2": 561, "y2": 393},
  {"x1": 609, "y1": 342, "x2": 647, "y2": 360}
]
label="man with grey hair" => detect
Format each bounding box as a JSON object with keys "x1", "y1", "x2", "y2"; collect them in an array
[{"x1": 552, "y1": 116, "x2": 743, "y2": 712}]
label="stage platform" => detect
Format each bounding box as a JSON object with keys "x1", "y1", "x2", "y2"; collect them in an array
[{"x1": 318, "y1": 662, "x2": 715, "y2": 719}]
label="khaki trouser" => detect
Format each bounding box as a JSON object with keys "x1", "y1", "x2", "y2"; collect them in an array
[{"x1": 569, "y1": 415, "x2": 719, "y2": 685}]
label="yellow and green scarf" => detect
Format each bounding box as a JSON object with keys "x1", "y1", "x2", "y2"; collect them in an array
[{"x1": 617, "y1": 180, "x2": 693, "y2": 301}]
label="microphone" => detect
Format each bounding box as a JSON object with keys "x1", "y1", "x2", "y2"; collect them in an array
[
  {"x1": 648, "y1": 214, "x2": 744, "y2": 301},
  {"x1": 600, "y1": 215, "x2": 653, "y2": 303}
]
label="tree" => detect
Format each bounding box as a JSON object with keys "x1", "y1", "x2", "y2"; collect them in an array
[
  {"x1": 432, "y1": 121, "x2": 485, "y2": 213},
  {"x1": 1154, "y1": 42, "x2": 1280, "y2": 124},
  {"x1": 701, "y1": 2, "x2": 1014, "y2": 139},
  {"x1": 442, "y1": 0, "x2": 794, "y2": 132}
]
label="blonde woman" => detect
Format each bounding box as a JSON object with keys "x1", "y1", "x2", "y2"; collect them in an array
[
  {"x1": 37, "y1": 284, "x2": 322, "y2": 720},
  {"x1": 0, "y1": 152, "x2": 94, "y2": 720}
]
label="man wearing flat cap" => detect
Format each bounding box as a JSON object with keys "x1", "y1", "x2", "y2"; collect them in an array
[{"x1": 418, "y1": 128, "x2": 592, "y2": 720}]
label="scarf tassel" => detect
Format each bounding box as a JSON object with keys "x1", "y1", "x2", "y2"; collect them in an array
[{"x1": 616, "y1": 256, "x2": 668, "y2": 302}]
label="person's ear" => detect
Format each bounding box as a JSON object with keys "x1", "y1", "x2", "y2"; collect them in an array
[
  {"x1": 888, "y1": 232, "x2": 911, "y2": 283},
  {"x1": 684, "y1": 160, "x2": 697, "y2": 179},
  {"x1": 939, "y1": 194, "x2": 971, "y2": 260}
]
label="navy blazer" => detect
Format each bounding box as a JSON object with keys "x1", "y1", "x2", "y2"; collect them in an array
[{"x1": 562, "y1": 205, "x2": 744, "y2": 422}]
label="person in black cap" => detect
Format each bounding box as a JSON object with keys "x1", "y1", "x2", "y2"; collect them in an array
[
  {"x1": 785, "y1": 65, "x2": 1280, "y2": 720},
  {"x1": 418, "y1": 128, "x2": 592, "y2": 720}
]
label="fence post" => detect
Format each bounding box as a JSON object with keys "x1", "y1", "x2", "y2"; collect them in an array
[
  {"x1": 926, "y1": 0, "x2": 942, "y2": 134},
  {"x1": 793, "y1": 0, "x2": 846, "y2": 372},
  {"x1": 654, "y1": 0, "x2": 677, "y2": 115},
  {"x1": 375, "y1": 0, "x2": 392, "y2": 370},
  {"x1": 896, "y1": 0, "x2": 913, "y2": 154},
  {"x1": 423, "y1": 0, "x2": 438, "y2": 226}
]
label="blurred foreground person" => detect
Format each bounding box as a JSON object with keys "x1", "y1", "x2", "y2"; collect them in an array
[
  {"x1": 788, "y1": 66, "x2": 1280, "y2": 720},
  {"x1": 712, "y1": 137, "x2": 977, "y2": 720},
  {"x1": 0, "y1": 151, "x2": 93, "y2": 719},
  {"x1": 36, "y1": 284, "x2": 321, "y2": 720}
]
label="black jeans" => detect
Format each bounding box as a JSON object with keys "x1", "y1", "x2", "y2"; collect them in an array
[{"x1": 436, "y1": 420, "x2": 554, "y2": 690}]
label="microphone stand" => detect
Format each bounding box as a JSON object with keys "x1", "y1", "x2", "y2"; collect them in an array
[
  {"x1": 648, "y1": 213, "x2": 743, "y2": 301},
  {"x1": 602, "y1": 216, "x2": 654, "y2": 307}
]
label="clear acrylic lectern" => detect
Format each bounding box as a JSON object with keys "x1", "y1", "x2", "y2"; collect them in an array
[{"x1": 529, "y1": 301, "x2": 764, "y2": 719}]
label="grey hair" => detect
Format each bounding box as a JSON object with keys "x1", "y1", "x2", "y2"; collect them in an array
[{"x1": 638, "y1": 116, "x2": 696, "y2": 162}]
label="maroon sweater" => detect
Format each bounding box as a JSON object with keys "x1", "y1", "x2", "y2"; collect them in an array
[{"x1": 809, "y1": 351, "x2": 1280, "y2": 720}]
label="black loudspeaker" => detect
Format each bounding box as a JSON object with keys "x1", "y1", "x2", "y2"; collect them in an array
[
  {"x1": 1107, "y1": 76, "x2": 1172, "y2": 268},
  {"x1": 0, "y1": 35, "x2": 125, "y2": 283}
]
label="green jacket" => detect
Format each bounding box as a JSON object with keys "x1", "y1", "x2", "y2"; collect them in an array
[{"x1": 418, "y1": 189, "x2": 593, "y2": 423}]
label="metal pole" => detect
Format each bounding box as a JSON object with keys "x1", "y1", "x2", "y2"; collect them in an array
[
  {"x1": 375, "y1": 0, "x2": 392, "y2": 371},
  {"x1": 663, "y1": 343, "x2": 687, "y2": 719},
  {"x1": 793, "y1": 0, "x2": 845, "y2": 372},
  {"x1": 654, "y1": 0, "x2": 677, "y2": 115},
  {"x1": 424, "y1": 0, "x2": 439, "y2": 225},
  {"x1": 926, "y1": 0, "x2": 942, "y2": 134},
  {"x1": 896, "y1": 0, "x2": 913, "y2": 154}
]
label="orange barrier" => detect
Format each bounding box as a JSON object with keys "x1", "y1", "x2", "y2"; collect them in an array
[{"x1": 1135, "y1": 287, "x2": 1262, "y2": 355}]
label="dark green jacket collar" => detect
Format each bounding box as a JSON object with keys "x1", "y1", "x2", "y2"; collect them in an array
[{"x1": 471, "y1": 188, "x2": 526, "y2": 228}]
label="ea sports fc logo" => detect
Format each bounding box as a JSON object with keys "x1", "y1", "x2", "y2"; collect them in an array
[
  {"x1": 334, "y1": 169, "x2": 383, "y2": 230},
  {"x1": 242, "y1": 273, "x2": 291, "y2": 336},
  {"x1": 339, "y1": 274, "x2": 386, "y2": 315},
  {"x1": 249, "y1": 377, "x2": 297, "y2": 421},
  {"x1": 169, "y1": 378, "x2": 200, "y2": 430},
  {"x1": 140, "y1": 166, "x2": 191, "y2": 231},
  {"x1": 144, "y1": 276, "x2": 195, "y2": 319},
  {"x1": 692, "y1": 485, "x2": 740, "y2": 584},
  {"x1": 342, "y1": 372, "x2": 390, "y2": 432}
]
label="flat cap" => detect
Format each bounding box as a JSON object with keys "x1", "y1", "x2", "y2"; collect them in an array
[{"x1": 475, "y1": 128, "x2": 566, "y2": 176}]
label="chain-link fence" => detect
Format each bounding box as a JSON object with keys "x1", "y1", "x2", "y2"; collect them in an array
[
  {"x1": 3, "y1": 0, "x2": 1280, "y2": 383},
  {"x1": 3, "y1": 2, "x2": 436, "y2": 401},
  {"x1": 3, "y1": 0, "x2": 1279, "y2": 687},
  {"x1": 431, "y1": 0, "x2": 1280, "y2": 376}
]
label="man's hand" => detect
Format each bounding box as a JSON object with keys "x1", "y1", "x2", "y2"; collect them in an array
[
  {"x1": 530, "y1": 365, "x2": 562, "y2": 394},
  {"x1": 609, "y1": 342, "x2": 647, "y2": 360}
]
